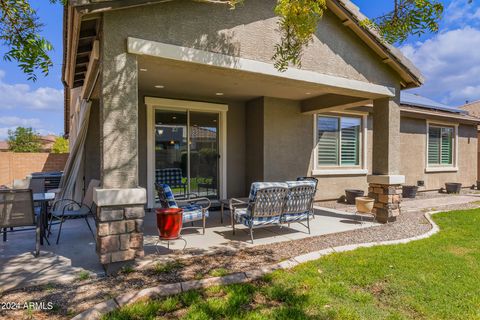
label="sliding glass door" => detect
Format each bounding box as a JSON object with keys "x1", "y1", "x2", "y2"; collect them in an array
[{"x1": 154, "y1": 109, "x2": 219, "y2": 200}]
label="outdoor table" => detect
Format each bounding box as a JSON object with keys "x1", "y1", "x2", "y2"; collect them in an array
[
  {"x1": 219, "y1": 197, "x2": 249, "y2": 224},
  {"x1": 33, "y1": 192, "x2": 55, "y2": 245}
]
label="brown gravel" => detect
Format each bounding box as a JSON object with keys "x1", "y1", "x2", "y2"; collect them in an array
[{"x1": 2, "y1": 201, "x2": 479, "y2": 320}]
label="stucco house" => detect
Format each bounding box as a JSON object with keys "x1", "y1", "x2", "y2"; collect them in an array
[
  {"x1": 62, "y1": 0, "x2": 478, "y2": 269},
  {"x1": 460, "y1": 100, "x2": 480, "y2": 182}
]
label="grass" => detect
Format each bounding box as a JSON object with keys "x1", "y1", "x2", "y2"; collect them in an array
[
  {"x1": 76, "y1": 271, "x2": 91, "y2": 281},
  {"x1": 105, "y1": 208, "x2": 480, "y2": 320},
  {"x1": 153, "y1": 260, "x2": 185, "y2": 274}
]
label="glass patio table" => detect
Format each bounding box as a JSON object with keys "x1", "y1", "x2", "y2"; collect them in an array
[{"x1": 33, "y1": 192, "x2": 55, "y2": 245}]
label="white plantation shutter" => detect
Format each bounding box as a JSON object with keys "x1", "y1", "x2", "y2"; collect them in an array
[
  {"x1": 441, "y1": 127, "x2": 453, "y2": 165},
  {"x1": 317, "y1": 117, "x2": 339, "y2": 165},
  {"x1": 317, "y1": 116, "x2": 361, "y2": 167},
  {"x1": 428, "y1": 125, "x2": 453, "y2": 166},
  {"x1": 340, "y1": 117, "x2": 360, "y2": 166},
  {"x1": 428, "y1": 126, "x2": 441, "y2": 165}
]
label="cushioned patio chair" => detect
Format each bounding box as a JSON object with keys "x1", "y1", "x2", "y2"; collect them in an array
[
  {"x1": 0, "y1": 189, "x2": 40, "y2": 256},
  {"x1": 155, "y1": 183, "x2": 211, "y2": 234},
  {"x1": 296, "y1": 176, "x2": 318, "y2": 219},
  {"x1": 230, "y1": 182, "x2": 289, "y2": 243},
  {"x1": 282, "y1": 180, "x2": 317, "y2": 233},
  {"x1": 48, "y1": 179, "x2": 100, "y2": 244}
]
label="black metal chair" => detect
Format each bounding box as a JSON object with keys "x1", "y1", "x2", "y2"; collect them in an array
[
  {"x1": 0, "y1": 189, "x2": 40, "y2": 256},
  {"x1": 48, "y1": 179, "x2": 99, "y2": 244}
]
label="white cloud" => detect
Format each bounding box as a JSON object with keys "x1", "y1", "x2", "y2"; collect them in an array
[
  {"x1": 444, "y1": 0, "x2": 480, "y2": 27},
  {"x1": 400, "y1": 26, "x2": 480, "y2": 106},
  {"x1": 0, "y1": 70, "x2": 63, "y2": 111},
  {"x1": 0, "y1": 116, "x2": 56, "y2": 139}
]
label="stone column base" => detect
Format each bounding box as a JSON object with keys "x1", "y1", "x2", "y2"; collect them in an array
[{"x1": 368, "y1": 183, "x2": 402, "y2": 223}]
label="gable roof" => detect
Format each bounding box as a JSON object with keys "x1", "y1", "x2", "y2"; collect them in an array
[
  {"x1": 401, "y1": 92, "x2": 467, "y2": 114},
  {"x1": 459, "y1": 100, "x2": 480, "y2": 118},
  {"x1": 68, "y1": 0, "x2": 423, "y2": 88}
]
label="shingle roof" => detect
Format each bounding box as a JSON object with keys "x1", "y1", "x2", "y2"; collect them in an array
[{"x1": 400, "y1": 92, "x2": 467, "y2": 114}]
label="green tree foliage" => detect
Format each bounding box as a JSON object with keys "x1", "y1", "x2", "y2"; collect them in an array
[
  {"x1": 0, "y1": 0, "x2": 452, "y2": 78},
  {"x1": 7, "y1": 127, "x2": 41, "y2": 152},
  {"x1": 51, "y1": 136, "x2": 69, "y2": 153}
]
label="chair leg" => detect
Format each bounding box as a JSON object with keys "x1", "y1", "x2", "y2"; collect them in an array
[
  {"x1": 35, "y1": 222, "x2": 41, "y2": 257},
  {"x1": 85, "y1": 216, "x2": 95, "y2": 239},
  {"x1": 2, "y1": 228, "x2": 6, "y2": 242},
  {"x1": 250, "y1": 225, "x2": 254, "y2": 244},
  {"x1": 56, "y1": 217, "x2": 65, "y2": 245},
  {"x1": 202, "y1": 212, "x2": 206, "y2": 235},
  {"x1": 307, "y1": 217, "x2": 311, "y2": 234}
]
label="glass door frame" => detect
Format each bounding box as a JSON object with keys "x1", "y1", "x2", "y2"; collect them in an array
[{"x1": 145, "y1": 97, "x2": 228, "y2": 208}]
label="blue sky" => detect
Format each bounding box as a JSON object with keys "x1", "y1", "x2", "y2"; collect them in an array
[{"x1": 0, "y1": 0, "x2": 479, "y2": 139}]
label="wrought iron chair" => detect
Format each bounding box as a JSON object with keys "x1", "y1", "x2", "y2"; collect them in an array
[
  {"x1": 0, "y1": 189, "x2": 40, "y2": 256},
  {"x1": 282, "y1": 180, "x2": 317, "y2": 233},
  {"x1": 230, "y1": 182, "x2": 289, "y2": 243},
  {"x1": 155, "y1": 183, "x2": 211, "y2": 234},
  {"x1": 296, "y1": 176, "x2": 318, "y2": 219},
  {"x1": 48, "y1": 179, "x2": 100, "y2": 244}
]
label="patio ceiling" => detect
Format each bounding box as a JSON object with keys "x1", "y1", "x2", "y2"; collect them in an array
[{"x1": 137, "y1": 52, "x2": 391, "y2": 105}]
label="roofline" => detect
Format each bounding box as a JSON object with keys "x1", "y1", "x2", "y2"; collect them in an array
[
  {"x1": 400, "y1": 105, "x2": 480, "y2": 124},
  {"x1": 66, "y1": 0, "x2": 424, "y2": 89},
  {"x1": 459, "y1": 100, "x2": 480, "y2": 109}
]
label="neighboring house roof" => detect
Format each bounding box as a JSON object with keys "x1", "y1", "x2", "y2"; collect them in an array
[
  {"x1": 0, "y1": 141, "x2": 8, "y2": 151},
  {"x1": 400, "y1": 92, "x2": 467, "y2": 114},
  {"x1": 459, "y1": 100, "x2": 480, "y2": 118}
]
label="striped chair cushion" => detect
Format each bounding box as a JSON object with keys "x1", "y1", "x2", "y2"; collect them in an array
[
  {"x1": 156, "y1": 168, "x2": 185, "y2": 188},
  {"x1": 234, "y1": 208, "x2": 281, "y2": 227},
  {"x1": 161, "y1": 184, "x2": 178, "y2": 208},
  {"x1": 182, "y1": 204, "x2": 209, "y2": 223},
  {"x1": 285, "y1": 180, "x2": 317, "y2": 188},
  {"x1": 282, "y1": 211, "x2": 310, "y2": 223}
]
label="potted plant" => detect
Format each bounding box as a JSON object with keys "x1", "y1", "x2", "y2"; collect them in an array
[
  {"x1": 445, "y1": 182, "x2": 462, "y2": 194},
  {"x1": 156, "y1": 208, "x2": 184, "y2": 240},
  {"x1": 402, "y1": 185, "x2": 418, "y2": 198},
  {"x1": 355, "y1": 197, "x2": 374, "y2": 213},
  {"x1": 345, "y1": 189, "x2": 364, "y2": 204}
]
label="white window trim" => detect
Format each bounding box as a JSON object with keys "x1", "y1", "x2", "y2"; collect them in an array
[
  {"x1": 312, "y1": 112, "x2": 368, "y2": 176},
  {"x1": 145, "y1": 97, "x2": 228, "y2": 209},
  {"x1": 425, "y1": 120, "x2": 458, "y2": 173}
]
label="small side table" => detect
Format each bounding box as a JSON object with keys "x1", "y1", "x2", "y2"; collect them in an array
[{"x1": 219, "y1": 197, "x2": 249, "y2": 224}]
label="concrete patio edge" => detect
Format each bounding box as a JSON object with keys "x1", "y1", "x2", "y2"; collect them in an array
[{"x1": 71, "y1": 210, "x2": 442, "y2": 320}]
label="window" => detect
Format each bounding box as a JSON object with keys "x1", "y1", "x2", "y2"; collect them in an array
[
  {"x1": 428, "y1": 124, "x2": 454, "y2": 166},
  {"x1": 317, "y1": 115, "x2": 361, "y2": 167}
]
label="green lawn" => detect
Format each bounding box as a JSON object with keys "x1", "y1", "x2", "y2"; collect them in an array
[{"x1": 105, "y1": 209, "x2": 480, "y2": 320}]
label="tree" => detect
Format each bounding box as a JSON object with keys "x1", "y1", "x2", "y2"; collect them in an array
[
  {"x1": 51, "y1": 136, "x2": 69, "y2": 153},
  {"x1": 7, "y1": 127, "x2": 41, "y2": 152},
  {"x1": 0, "y1": 0, "x2": 451, "y2": 78}
]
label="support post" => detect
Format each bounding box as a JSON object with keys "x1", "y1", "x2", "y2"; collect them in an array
[{"x1": 368, "y1": 96, "x2": 404, "y2": 223}]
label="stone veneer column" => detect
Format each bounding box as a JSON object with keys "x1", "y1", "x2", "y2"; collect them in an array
[
  {"x1": 97, "y1": 16, "x2": 144, "y2": 272},
  {"x1": 94, "y1": 189, "x2": 146, "y2": 273},
  {"x1": 368, "y1": 96, "x2": 404, "y2": 223}
]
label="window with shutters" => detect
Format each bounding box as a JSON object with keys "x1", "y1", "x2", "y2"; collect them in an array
[
  {"x1": 428, "y1": 124, "x2": 454, "y2": 166},
  {"x1": 316, "y1": 115, "x2": 362, "y2": 167}
]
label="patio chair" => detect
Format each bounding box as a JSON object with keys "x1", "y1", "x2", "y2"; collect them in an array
[
  {"x1": 156, "y1": 168, "x2": 187, "y2": 196},
  {"x1": 155, "y1": 183, "x2": 211, "y2": 234},
  {"x1": 0, "y1": 189, "x2": 40, "y2": 256},
  {"x1": 296, "y1": 176, "x2": 318, "y2": 219},
  {"x1": 282, "y1": 180, "x2": 317, "y2": 233},
  {"x1": 48, "y1": 179, "x2": 100, "y2": 244},
  {"x1": 230, "y1": 182, "x2": 289, "y2": 243}
]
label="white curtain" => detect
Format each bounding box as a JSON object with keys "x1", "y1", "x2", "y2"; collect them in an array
[{"x1": 56, "y1": 99, "x2": 92, "y2": 202}]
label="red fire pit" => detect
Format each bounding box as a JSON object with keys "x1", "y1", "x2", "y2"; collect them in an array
[{"x1": 156, "y1": 208, "x2": 183, "y2": 240}]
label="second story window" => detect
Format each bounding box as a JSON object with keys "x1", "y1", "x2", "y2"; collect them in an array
[{"x1": 317, "y1": 115, "x2": 361, "y2": 167}]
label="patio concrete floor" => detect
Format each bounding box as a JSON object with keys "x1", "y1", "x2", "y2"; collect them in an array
[{"x1": 1, "y1": 193, "x2": 479, "y2": 292}]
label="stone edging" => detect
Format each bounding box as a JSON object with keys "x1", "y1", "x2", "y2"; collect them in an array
[{"x1": 71, "y1": 211, "x2": 441, "y2": 320}]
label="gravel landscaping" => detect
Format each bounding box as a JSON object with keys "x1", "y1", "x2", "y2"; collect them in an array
[{"x1": 2, "y1": 201, "x2": 480, "y2": 320}]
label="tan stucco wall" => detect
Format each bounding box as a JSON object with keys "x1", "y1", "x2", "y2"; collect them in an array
[
  {"x1": 399, "y1": 117, "x2": 477, "y2": 190},
  {"x1": 84, "y1": 99, "x2": 101, "y2": 185},
  {"x1": 101, "y1": 0, "x2": 400, "y2": 88}
]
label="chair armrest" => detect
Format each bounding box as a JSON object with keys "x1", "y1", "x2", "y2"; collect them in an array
[
  {"x1": 178, "y1": 197, "x2": 211, "y2": 211},
  {"x1": 229, "y1": 198, "x2": 248, "y2": 211}
]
